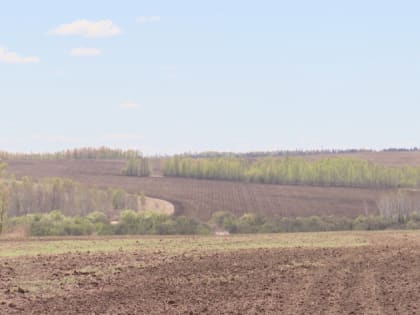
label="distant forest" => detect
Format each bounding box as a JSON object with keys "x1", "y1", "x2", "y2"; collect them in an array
[
  {"x1": 0, "y1": 147, "x2": 142, "y2": 160},
  {"x1": 0, "y1": 147, "x2": 420, "y2": 160},
  {"x1": 183, "y1": 147, "x2": 420, "y2": 159},
  {"x1": 163, "y1": 156, "x2": 420, "y2": 188}
]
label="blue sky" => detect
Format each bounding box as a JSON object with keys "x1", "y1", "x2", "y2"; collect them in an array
[{"x1": 1, "y1": 0, "x2": 420, "y2": 154}]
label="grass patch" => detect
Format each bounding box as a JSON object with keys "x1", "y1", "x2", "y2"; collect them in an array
[{"x1": 0, "y1": 231, "x2": 371, "y2": 257}]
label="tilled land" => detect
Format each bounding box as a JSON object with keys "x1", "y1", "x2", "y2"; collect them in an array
[
  {"x1": 1, "y1": 233, "x2": 420, "y2": 314},
  {"x1": 7, "y1": 160, "x2": 386, "y2": 220}
]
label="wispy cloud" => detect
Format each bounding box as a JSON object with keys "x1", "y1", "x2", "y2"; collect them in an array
[
  {"x1": 136, "y1": 16, "x2": 161, "y2": 23},
  {"x1": 49, "y1": 20, "x2": 122, "y2": 38},
  {"x1": 0, "y1": 47, "x2": 40, "y2": 64},
  {"x1": 119, "y1": 102, "x2": 141, "y2": 109},
  {"x1": 69, "y1": 47, "x2": 102, "y2": 57}
]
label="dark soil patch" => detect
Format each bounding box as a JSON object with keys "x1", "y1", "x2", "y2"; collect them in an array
[{"x1": 1, "y1": 234, "x2": 420, "y2": 314}]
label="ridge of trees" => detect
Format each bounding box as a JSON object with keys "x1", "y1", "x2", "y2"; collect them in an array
[
  {"x1": 178, "y1": 147, "x2": 420, "y2": 159},
  {"x1": 162, "y1": 156, "x2": 420, "y2": 188},
  {"x1": 1, "y1": 147, "x2": 420, "y2": 161},
  {"x1": 0, "y1": 147, "x2": 142, "y2": 160}
]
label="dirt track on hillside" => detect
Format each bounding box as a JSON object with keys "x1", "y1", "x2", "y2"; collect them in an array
[
  {"x1": 7, "y1": 160, "x2": 386, "y2": 220},
  {"x1": 1, "y1": 234, "x2": 420, "y2": 314}
]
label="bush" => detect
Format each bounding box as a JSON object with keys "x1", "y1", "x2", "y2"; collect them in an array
[
  {"x1": 9, "y1": 209, "x2": 210, "y2": 236},
  {"x1": 406, "y1": 220, "x2": 420, "y2": 229},
  {"x1": 9, "y1": 209, "x2": 420, "y2": 237},
  {"x1": 8, "y1": 210, "x2": 104, "y2": 236},
  {"x1": 210, "y1": 211, "x2": 237, "y2": 232},
  {"x1": 207, "y1": 213, "x2": 416, "y2": 234},
  {"x1": 236, "y1": 213, "x2": 264, "y2": 233},
  {"x1": 87, "y1": 211, "x2": 108, "y2": 224},
  {"x1": 115, "y1": 210, "x2": 207, "y2": 235}
]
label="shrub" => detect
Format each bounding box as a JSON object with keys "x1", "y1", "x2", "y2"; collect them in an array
[
  {"x1": 236, "y1": 213, "x2": 264, "y2": 233},
  {"x1": 406, "y1": 220, "x2": 420, "y2": 229},
  {"x1": 210, "y1": 211, "x2": 237, "y2": 232}
]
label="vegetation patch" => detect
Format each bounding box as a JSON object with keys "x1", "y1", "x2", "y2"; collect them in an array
[
  {"x1": 163, "y1": 156, "x2": 420, "y2": 188},
  {"x1": 0, "y1": 232, "x2": 371, "y2": 257},
  {"x1": 121, "y1": 157, "x2": 151, "y2": 177},
  {"x1": 5, "y1": 210, "x2": 210, "y2": 237}
]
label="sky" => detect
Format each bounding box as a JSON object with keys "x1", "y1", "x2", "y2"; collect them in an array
[{"x1": 1, "y1": 0, "x2": 420, "y2": 155}]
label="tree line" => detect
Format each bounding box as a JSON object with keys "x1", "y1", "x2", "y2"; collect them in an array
[
  {"x1": 176, "y1": 147, "x2": 420, "y2": 159},
  {"x1": 162, "y1": 156, "x2": 420, "y2": 188},
  {"x1": 0, "y1": 147, "x2": 141, "y2": 160},
  {"x1": 121, "y1": 158, "x2": 151, "y2": 177},
  {"x1": 7, "y1": 210, "x2": 209, "y2": 236},
  {"x1": 1, "y1": 146, "x2": 419, "y2": 161},
  {"x1": 0, "y1": 176, "x2": 141, "y2": 224},
  {"x1": 6, "y1": 207, "x2": 420, "y2": 237},
  {"x1": 209, "y1": 211, "x2": 420, "y2": 234}
]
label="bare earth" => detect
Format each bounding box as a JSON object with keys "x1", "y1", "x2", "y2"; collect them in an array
[{"x1": 1, "y1": 232, "x2": 420, "y2": 314}]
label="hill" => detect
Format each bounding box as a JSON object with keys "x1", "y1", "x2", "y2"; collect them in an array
[{"x1": 6, "y1": 159, "x2": 388, "y2": 221}]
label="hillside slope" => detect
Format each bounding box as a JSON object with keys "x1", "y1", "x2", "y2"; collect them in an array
[{"x1": 6, "y1": 160, "x2": 388, "y2": 220}]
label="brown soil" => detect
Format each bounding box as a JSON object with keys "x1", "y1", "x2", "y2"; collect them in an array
[
  {"x1": 6, "y1": 160, "x2": 387, "y2": 220},
  {"x1": 1, "y1": 234, "x2": 420, "y2": 314}
]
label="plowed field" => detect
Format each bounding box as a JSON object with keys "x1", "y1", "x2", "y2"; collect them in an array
[
  {"x1": 1, "y1": 232, "x2": 419, "y2": 314},
  {"x1": 6, "y1": 160, "x2": 387, "y2": 220}
]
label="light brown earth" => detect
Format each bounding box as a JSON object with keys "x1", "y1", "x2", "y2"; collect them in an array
[
  {"x1": 0, "y1": 232, "x2": 420, "y2": 314},
  {"x1": 138, "y1": 196, "x2": 174, "y2": 215}
]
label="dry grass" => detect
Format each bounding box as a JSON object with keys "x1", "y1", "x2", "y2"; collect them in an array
[{"x1": 0, "y1": 232, "x2": 371, "y2": 257}]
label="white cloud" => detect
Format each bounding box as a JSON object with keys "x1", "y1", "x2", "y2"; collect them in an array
[
  {"x1": 49, "y1": 20, "x2": 122, "y2": 38},
  {"x1": 0, "y1": 47, "x2": 40, "y2": 64},
  {"x1": 136, "y1": 16, "x2": 161, "y2": 23},
  {"x1": 70, "y1": 47, "x2": 102, "y2": 57},
  {"x1": 119, "y1": 102, "x2": 141, "y2": 109}
]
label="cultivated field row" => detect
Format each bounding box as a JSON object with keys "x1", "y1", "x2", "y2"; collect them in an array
[{"x1": 1, "y1": 231, "x2": 420, "y2": 314}]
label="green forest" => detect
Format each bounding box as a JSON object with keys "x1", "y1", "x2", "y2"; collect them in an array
[{"x1": 163, "y1": 156, "x2": 420, "y2": 188}]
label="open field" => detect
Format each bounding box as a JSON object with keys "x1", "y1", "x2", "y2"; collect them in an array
[
  {"x1": 1, "y1": 231, "x2": 420, "y2": 314},
  {"x1": 7, "y1": 160, "x2": 387, "y2": 220}
]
